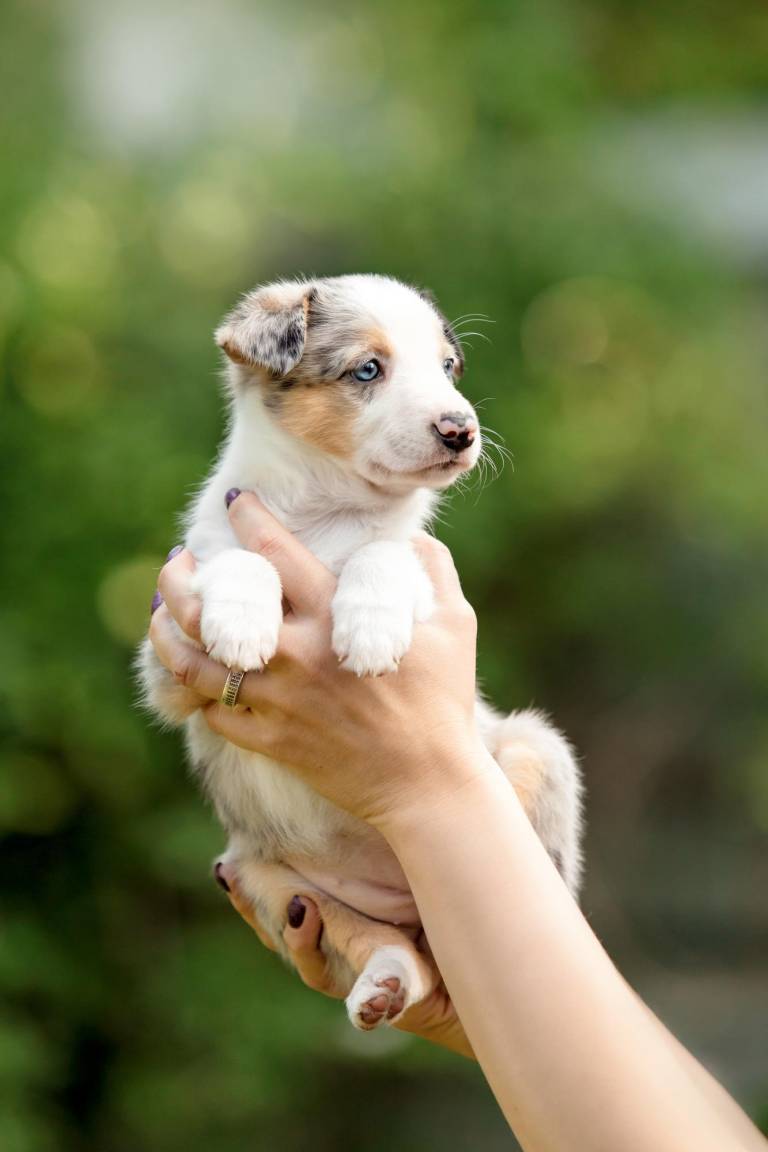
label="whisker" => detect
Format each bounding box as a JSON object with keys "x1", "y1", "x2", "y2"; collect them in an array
[
  {"x1": 454, "y1": 322, "x2": 495, "y2": 335},
  {"x1": 478, "y1": 424, "x2": 515, "y2": 478},
  {"x1": 450, "y1": 312, "x2": 493, "y2": 325},
  {"x1": 484, "y1": 436, "x2": 514, "y2": 457}
]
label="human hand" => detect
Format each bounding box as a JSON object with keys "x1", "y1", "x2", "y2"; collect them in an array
[
  {"x1": 149, "y1": 492, "x2": 494, "y2": 838},
  {"x1": 216, "y1": 862, "x2": 473, "y2": 1059}
]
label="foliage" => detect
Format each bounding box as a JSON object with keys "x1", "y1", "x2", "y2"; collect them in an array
[{"x1": 1, "y1": 0, "x2": 767, "y2": 1147}]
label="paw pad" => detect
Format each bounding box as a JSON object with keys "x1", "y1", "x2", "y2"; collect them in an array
[{"x1": 347, "y1": 974, "x2": 407, "y2": 1030}]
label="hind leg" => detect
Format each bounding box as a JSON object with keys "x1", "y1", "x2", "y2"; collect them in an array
[
  {"x1": 344, "y1": 942, "x2": 435, "y2": 1031},
  {"x1": 477, "y1": 702, "x2": 584, "y2": 895},
  {"x1": 221, "y1": 852, "x2": 438, "y2": 1031}
]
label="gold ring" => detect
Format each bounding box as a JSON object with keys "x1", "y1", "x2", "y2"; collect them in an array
[{"x1": 220, "y1": 668, "x2": 246, "y2": 708}]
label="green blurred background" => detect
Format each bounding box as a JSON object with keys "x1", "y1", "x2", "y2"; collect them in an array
[{"x1": 2, "y1": 0, "x2": 767, "y2": 1147}]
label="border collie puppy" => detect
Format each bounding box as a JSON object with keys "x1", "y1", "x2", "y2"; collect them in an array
[{"x1": 139, "y1": 275, "x2": 582, "y2": 1030}]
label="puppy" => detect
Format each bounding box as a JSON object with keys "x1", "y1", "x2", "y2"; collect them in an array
[{"x1": 138, "y1": 274, "x2": 583, "y2": 1030}]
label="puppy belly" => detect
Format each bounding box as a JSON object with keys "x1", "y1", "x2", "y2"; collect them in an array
[
  {"x1": 284, "y1": 854, "x2": 420, "y2": 927},
  {"x1": 185, "y1": 712, "x2": 417, "y2": 926}
]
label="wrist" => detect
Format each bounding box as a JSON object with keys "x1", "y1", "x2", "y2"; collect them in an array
[{"x1": 374, "y1": 740, "x2": 507, "y2": 855}]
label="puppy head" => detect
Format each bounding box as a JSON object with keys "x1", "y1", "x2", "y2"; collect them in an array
[{"x1": 215, "y1": 275, "x2": 481, "y2": 493}]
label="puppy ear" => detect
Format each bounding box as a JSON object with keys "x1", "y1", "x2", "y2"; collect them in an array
[
  {"x1": 418, "y1": 287, "x2": 465, "y2": 377},
  {"x1": 215, "y1": 281, "x2": 315, "y2": 376}
]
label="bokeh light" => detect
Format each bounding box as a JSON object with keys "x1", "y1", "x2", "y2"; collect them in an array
[{"x1": 97, "y1": 555, "x2": 161, "y2": 647}]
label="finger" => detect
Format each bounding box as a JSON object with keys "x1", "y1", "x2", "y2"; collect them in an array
[
  {"x1": 150, "y1": 606, "x2": 228, "y2": 699},
  {"x1": 283, "y1": 897, "x2": 339, "y2": 996},
  {"x1": 150, "y1": 607, "x2": 294, "y2": 722},
  {"x1": 157, "y1": 549, "x2": 201, "y2": 641},
  {"x1": 203, "y1": 701, "x2": 275, "y2": 757},
  {"x1": 412, "y1": 533, "x2": 464, "y2": 603},
  {"x1": 227, "y1": 492, "x2": 336, "y2": 615},
  {"x1": 216, "y1": 865, "x2": 278, "y2": 952}
]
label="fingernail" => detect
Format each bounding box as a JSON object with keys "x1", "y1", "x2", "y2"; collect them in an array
[
  {"x1": 225, "y1": 488, "x2": 242, "y2": 509},
  {"x1": 214, "y1": 862, "x2": 230, "y2": 893},
  {"x1": 151, "y1": 591, "x2": 163, "y2": 615},
  {"x1": 166, "y1": 544, "x2": 184, "y2": 562},
  {"x1": 287, "y1": 896, "x2": 305, "y2": 929}
]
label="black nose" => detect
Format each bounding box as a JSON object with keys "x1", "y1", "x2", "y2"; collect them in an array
[{"x1": 433, "y1": 412, "x2": 477, "y2": 453}]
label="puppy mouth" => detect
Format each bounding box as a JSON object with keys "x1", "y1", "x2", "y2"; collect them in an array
[{"x1": 368, "y1": 453, "x2": 474, "y2": 482}]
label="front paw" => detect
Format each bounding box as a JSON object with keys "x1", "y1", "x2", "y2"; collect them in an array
[
  {"x1": 192, "y1": 549, "x2": 282, "y2": 672},
  {"x1": 201, "y1": 598, "x2": 281, "y2": 671},
  {"x1": 332, "y1": 601, "x2": 414, "y2": 677}
]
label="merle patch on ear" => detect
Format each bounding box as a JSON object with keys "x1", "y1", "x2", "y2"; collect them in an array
[
  {"x1": 215, "y1": 281, "x2": 316, "y2": 376},
  {"x1": 417, "y1": 286, "x2": 465, "y2": 376}
]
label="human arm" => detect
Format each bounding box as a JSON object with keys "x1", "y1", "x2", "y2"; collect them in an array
[
  {"x1": 380, "y1": 763, "x2": 764, "y2": 1152},
  {"x1": 149, "y1": 493, "x2": 765, "y2": 1152}
]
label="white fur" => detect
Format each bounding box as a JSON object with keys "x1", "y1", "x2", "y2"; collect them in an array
[
  {"x1": 191, "y1": 548, "x2": 283, "y2": 671},
  {"x1": 332, "y1": 541, "x2": 435, "y2": 675}
]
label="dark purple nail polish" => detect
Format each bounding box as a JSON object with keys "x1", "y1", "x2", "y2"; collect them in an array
[
  {"x1": 214, "y1": 862, "x2": 230, "y2": 893},
  {"x1": 151, "y1": 591, "x2": 163, "y2": 614},
  {"x1": 225, "y1": 487, "x2": 241, "y2": 509},
  {"x1": 287, "y1": 896, "x2": 305, "y2": 929},
  {"x1": 166, "y1": 544, "x2": 184, "y2": 562}
]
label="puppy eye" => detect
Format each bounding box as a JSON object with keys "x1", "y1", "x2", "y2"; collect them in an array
[
  {"x1": 352, "y1": 359, "x2": 381, "y2": 383},
  {"x1": 443, "y1": 357, "x2": 455, "y2": 376}
]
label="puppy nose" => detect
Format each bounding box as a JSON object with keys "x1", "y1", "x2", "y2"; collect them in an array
[{"x1": 432, "y1": 411, "x2": 477, "y2": 453}]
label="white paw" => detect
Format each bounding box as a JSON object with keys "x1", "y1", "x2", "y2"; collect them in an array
[
  {"x1": 332, "y1": 602, "x2": 414, "y2": 677},
  {"x1": 331, "y1": 541, "x2": 434, "y2": 677},
  {"x1": 191, "y1": 549, "x2": 282, "y2": 672},
  {"x1": 201, "y1": 598, "x2": 281, "y2": 671},
  {"x1": 346, "y1": 951, "x2": 416, "y2": 1031}
]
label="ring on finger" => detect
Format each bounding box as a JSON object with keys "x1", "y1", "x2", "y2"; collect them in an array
[{"x1": 221, "y1": 668, "x2": 246, "y2": 708}]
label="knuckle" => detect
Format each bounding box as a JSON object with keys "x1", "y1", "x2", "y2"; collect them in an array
[
  {"x1": 179, "y1": 599, "x2": 202, "y2": 639},
  {"x1": 203, "y1": 703, "x2": 223, "y2": 733},
  {"x1": 156, "y1": 564, "x2": 175, "y2": 600},
  {"x1": 173, "y1": 649, "x2": 199, "y2": 690},
  {"x1": 459, "y1": 599, "x2": 477, "y2": 625},
  {"x1": 254, "y1": 532, "x2": 284, "y2": 562},
  {"x1": 422, "y1": 536, "x2": 451, "y2": 561},
  {"x1": 261, "y1": 716, "x2": 283, "y2": 756},
  {"x1": 459, "y1": 602, "x2": 478, "y2": 633},
  {"x1": 297, "y1": 965, "x2": 326, "y2": 993},
  {"x1": 147, "y1": 609, "x2": 162, "y2": 648}
]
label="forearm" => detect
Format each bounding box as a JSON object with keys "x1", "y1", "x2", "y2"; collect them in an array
[
  {"x1": 383, "y1": 752, "x2": 758, "y2": 1152},
  {"x1": 638, "y1": 998, "x2": 766, "y2": 1152}
]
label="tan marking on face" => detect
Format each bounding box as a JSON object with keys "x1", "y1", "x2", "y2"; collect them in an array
[
  {"x1": 359, "y1": 326, "x2": 393, "y2": 365},
  {"x1": 266, "y1": 321, "x2": 394, "y2": 458},
  {"x1": 299, "y1": 322, "x2": 394, "y2": 382},
  {"x1": 276, "y1": 381, "x2": 361, "y2": 459}
]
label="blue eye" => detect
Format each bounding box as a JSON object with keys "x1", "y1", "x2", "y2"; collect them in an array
[
  {"x1": 443, "y1": 358, "x2": 455, "y2": 376},
  {"x1": 352, "y1": 359, "x2": 381, "y2": 383}
]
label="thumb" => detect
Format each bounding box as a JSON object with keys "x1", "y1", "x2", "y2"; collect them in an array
[{"x1": 226, "y1": 491, "x2": 336, "y2": 615}]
